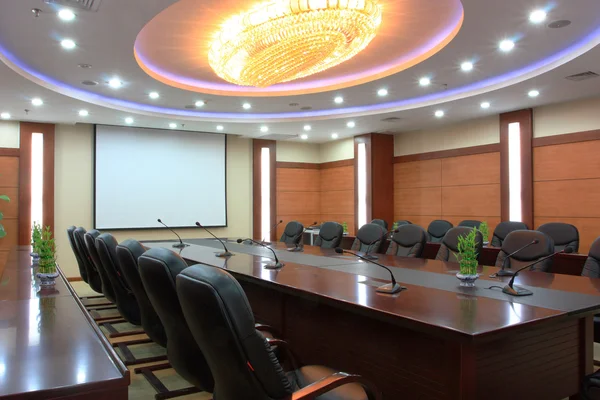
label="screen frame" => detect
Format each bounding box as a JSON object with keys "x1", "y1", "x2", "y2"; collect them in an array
[{"x1": 92, "y1": 124, "x2": 228, "y2": 230}]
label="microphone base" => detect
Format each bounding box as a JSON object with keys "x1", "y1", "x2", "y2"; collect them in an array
[
  {"x1": 376, "y1": 283, "x2": 406, "y2": 294},
  {"x1": 363, "y1": 254, "x2": 378, "y2": 260},
  {"x1": 502, "y1": 284, "x2": 533, "y2": 296},
  {"x1": 495, "y1": 269, "x2": 515, "y2": 277},
  {"x1": 215, "y1": 251, "x2": 233, "y2": 258},
  {"x1": 264, "y1": 262, "x2": 285, "y2": 270},
  {"x1": 287, "y1": 247, "x2": 304, "y2": 252},
  {"x1": 172, "y1": 243, "x2": 189, "y2": 249}
]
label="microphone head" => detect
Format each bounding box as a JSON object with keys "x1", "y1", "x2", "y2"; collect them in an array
[
  {"x1": 334, "y1": 247, "x2": 344, "y2": 254},
  {"x1": 279, "y1": 220, "x2": 283, "y2": 223},
  {"x1": 195, "y1": 221, "x2": 201, "y2": 227},
  {"x1": 237, "y1": 239, "x2": 243, "y2": 244},
  {"x1": 564, "y1": 247, "x2": 574, "y2": 254},
  {"x1": 157, "y1": 218, "x2": 162, "y2": 223},
  {"x1": 533, "y1": 239, "x2": 540, "y2": 244},
  {"x1": 313, "y1": 221, "x2": 318, "y2": 225}
]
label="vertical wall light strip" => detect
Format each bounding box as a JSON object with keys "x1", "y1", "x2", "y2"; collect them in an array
[
  {"x1": 508, "y1": 122, "x2": 522, "y2": 222},
  {"x1": 31, "y1": 132, "x2": 44, "y2": 229},
  {"x1": 357, "y1": 142, "x2": 367, "y2": 228},
  {"x1": 260, "y1": 147, "x2": 271, "y2": 241}
]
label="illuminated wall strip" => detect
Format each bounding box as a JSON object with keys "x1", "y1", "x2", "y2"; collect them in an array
[
  {"x1": 260, "y1": 147, "x2": 271, "y2": 241},
  {"x1": 357, "y1": 142, "x2": 367, "y2": 228},
  {"x1": 31, "y1": 132, "x2": 44, "y2": 228},
  {"x1": 507, "y1": 122, "x2": 522, "y2": 222}
]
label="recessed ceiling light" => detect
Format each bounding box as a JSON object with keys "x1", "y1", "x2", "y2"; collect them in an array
[
  {"x1": 125, "y1": 117, "x2": 134, "y2": 124},
  {"x1": 529, "y1": 9, "x2": 547, "y2": 24},
  {"x1": 216, "y1": 125, "x2": 224, "y2": 131},
  {"x1": 58, "y1": 9, "x2": 75, "y2": 21},
  {"x1": 60, "y1": 39, "x2": 76, "y2": 50},
  {"x1": 434, "y1": 110, "x2": 445, "y2": 118},
  {"x1": 195, "y1": 100, "x2": 205, "y2": 107},
  {"x1": 480, "y1": 101, "x2": 491, "y2": 109},
  {"x1": 78, "y1": 63, "x2": 92, "y2": 69},
  {"x1": 331, "y1": 133, "x2": 339, "y2": 139},
  {"x1": 300, "y1": 134, "x2": 309, "y2": 140},
  {"x1": 460, "y1": 61, "x2": 474, "y2": 72},
  {"x1": 31, "y1": 98, "x2": 43, "y2": 106},
  {"x1": 242, "y1": 102, "x2": 251, "y2": 109},
  {"x1": 528, "y1": 89, "x2": 540, "y2": 98},
  {"x1": 303, "y1": 125, "x2": 311, "y2": 131},
  {"x1": 108, "y1": 78, "x2": 122, "y2": 89},
  {"x1": 334, "y1": 96, "x2": 344, "y2": 104},
  {"x1": 419, "y1": 77, "x2": 431, "y2": 86},
  {"x1": 499, "y1": 39, "x2": 515, "y2": 52},
  {"x1": 149, "y1": 91, "x2": 160, "y2": 99},
  {"x1": 260, "y1": 126, "x2": 269, "y2": 132},
  {"x1": 346, "y1": 121, "x2": 355, "y2": 128},
  {"x1": 0, "y1": 112, "x2": 10, "y2": 120},
  {"x1": 169, "y1": 123, "x2": 177, "y2": 129},
  {"x1": 377, "y1": 88, "x2": 388, "y2": 96},
  {"x1": 78, "y1": 109, "x2": 89, "y2": 117}
]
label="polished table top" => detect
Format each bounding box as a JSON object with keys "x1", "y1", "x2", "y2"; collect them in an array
[
  {"x1": 144, "y1": 240, "x2": 600, "y2": 342},
  {"x1": 0, "y1": 247, "x2": 128, "y2": 398}
]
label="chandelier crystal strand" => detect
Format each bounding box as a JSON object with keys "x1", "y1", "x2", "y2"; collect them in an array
[{"x1": 209, "y1": 0, "x2": 382, "y2": 87}]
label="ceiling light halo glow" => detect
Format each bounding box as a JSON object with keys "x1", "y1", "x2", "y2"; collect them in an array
[
  {"x1": 377, "y1": 88, "x2": 388, "y2": 96},
  {"x1": 434, "y1": 110, "x2": 444, "y2": 117},
  {"x1": 331, "y1": 133, "x2": 339, "y2": 139},
  {"x1": 300, "y1": 134, "x2": 309, "y2": 140},
  {"x1": 499, "y1": 39, "x2": 515, "y2": 52},
  {"x1": 260, "y1": 125, "x2": 269, "y2": 132},
  {"x1": 346, "y1": 121, "x2": 355, "y2": 128},
  {"x1": 149, "y1": 91, "x2": 160, "y2": 99},
  {"x1": 169, "y1": 122, "x2": 178, "y2": 129},
  {"x1": 216, "y1": 125, "x2": 224, "y2": 131},
  {"x1": 460, "y1": 61, "x2": 473, "y2": 71},
  {"x1": 208, "y1": 0, "x2": 383, "y2": 87},
  {"x1": 31, "y1": 98, "x2": 43, "y2": 106},
  {"x1": 108, "y1": 78, "x2": 122, "y2": 89},
  {"x1": 58, "y1": 9, "x2": 76, "y2": 21},
  {"x1": 125, "y1": 117, "x2": 134, "y2": 124},
  {"x1": 0, "y1": 112, "x2": 10, "y2": 119},
  {"x1": 480, "y1": 101, "x2": 490, "y2": 109},
  {"x1": 419, "y1": 77, "x2": 431, "y2": 86},
  {"x1": 528, "y1": 89, "x2": 540, "y2": 97},
  {"x1": 60, "y1": 39, "x2": 76, "y2": 50},
  {"x1": 78, "y1": 109, "x2": 89, "y2": 116},
  {"x1": 529, "y1": 9, "x2": 547, "y2": 24}
]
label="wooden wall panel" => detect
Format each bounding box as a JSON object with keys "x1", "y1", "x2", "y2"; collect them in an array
[
  {"x1": 395, "y1": 187, "x2": 442, "y2": 216},
  {"x1": 276, "y1": 215, "x2": 321, "y2": 239},
  {"x1": 534, "y1": 180, "x2": 600, "y2": 218},
  {"x1": 320, "y1": 190, "x2": 354, "y2": 215},
  {"x1": 0, "y1": 157, "x2": 19, "y2": 187},
  {"x1": 276, "y1": 192, "x2": 320, "y2": 216},
  {"x1": 533, "y1": 141, "x2": 600, "y2": 182},
  {"x1": 441, "y1": 153, "x2": 500, "y2": 186},
  {"x1": 534, "y1": 217, "x2": 599, "y2": 254},
  {"x1": 394, "y1": 215, "x2": 441, "y2": 231},
  {"x1": 0, "y1": 219, "x2": 18, "y2": 251},
  {"x1": 320, "y1": 165, "x2": 355, "y2": 234},
  {"x1": 394, "y1": 160, "x2": 441, "y2": 189},
  {"x1": 277, "y1": 168, "x2": 320, "y2": 192},
  {"x1": 0, "y1": 153, "x2": 19, "y2": 273},
  {"x1": 0, "y1": 187, "x2": 19, "y2": 218},
  {"x1": 320, "y1": 166, "x2": 354, "y2": 191},
  {"x1": 442, "y1": 185, "x2": 501, "y2": 217}
]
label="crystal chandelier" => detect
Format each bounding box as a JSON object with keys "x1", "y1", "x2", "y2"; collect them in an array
[{"x1": 208, "y1": 0, "x2": 382, "y2": 88}]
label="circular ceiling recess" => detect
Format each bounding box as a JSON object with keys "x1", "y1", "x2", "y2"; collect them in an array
[{"x1": 134, "y1": 0, "x2": 464, "y2": 97}]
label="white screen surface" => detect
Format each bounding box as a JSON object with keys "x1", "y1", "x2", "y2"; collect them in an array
[{"x1": 94, "y1": 125, "x2": 227, "y2": 229}]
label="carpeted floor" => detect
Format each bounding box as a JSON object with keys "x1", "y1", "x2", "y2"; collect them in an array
[{"x1": 72, "y1": 281, "x2": 213, "y2": 400}]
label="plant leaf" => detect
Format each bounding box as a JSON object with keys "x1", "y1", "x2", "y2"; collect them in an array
[{"x1": 0, "y1": 195, "x2": 9, "y2": 202}]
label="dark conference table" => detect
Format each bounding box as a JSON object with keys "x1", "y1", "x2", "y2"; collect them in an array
[
  {"x1": 144, "y1": 239, "x2": 600, "y2": 400},
  {"x1": 0, "y1": 246, "x2": 129, "y2": 400}
]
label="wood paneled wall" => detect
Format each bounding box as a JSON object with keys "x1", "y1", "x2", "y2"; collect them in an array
[
  {"x1": 393, "y1": 150, "x2": 501, "y2": 242},
  {"x1": 533, "y1": 138, "x2": 600, "y2": 253},
  {"x1": 276, "y1": 160, "x2": 355, "y2": 237},
  {"x1": 0, "y1": 148, "x2": 19, "y2": 274}
]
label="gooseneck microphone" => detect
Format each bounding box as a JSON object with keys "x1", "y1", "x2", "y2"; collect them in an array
[
  {"x1": 262, "y1": 220, "x2": 284, "y2": 244},
  {"x1": 335, "y1": 248, "x2": 405, "y2": 294},
  {"x1": 195, "y1": 222, "x2": 233, "y2": 258},
  {"x1": 363, "y1": 240, "x2": 380, "y2": 260},
  {"x1": 491, "y1": 239, "x2": 540, "y2": 278},
  {"x1": 237, "y1": 238, "x2": 284, "y2": 269},
  {"x1": 157, "y1": 218, "x2": 188, "y2": 249},
  {"x1": 502, "y1": 247, "x2": 573, "y2": 296}
]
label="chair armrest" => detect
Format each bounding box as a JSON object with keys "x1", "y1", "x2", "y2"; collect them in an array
[
  {"x1": 266, "y1": 338, "x2": 298, "y2": 371},
  {"x1": 255, "y1": 323, "x2": 278, "y2": 336},
  {"x1": 291, "y1": 372, "x2": 381, "y2": 400}
]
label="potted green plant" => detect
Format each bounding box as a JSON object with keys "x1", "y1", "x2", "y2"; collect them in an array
[
  {"x1": 31, "y1": 222, "x2": 43, "y2": 264},
  {"x1": 342, "y1": 221, "x2": 348, "y2": 234},
  {"x1": 36, "y1": 226, "x2": 59, "y2": 287},
  {"x1": 0, "y1": 194, "x2": 8, "y2": 240},
  {"x1": 479, "y1": 221, "x2": 489, "y2": 246},
  {"x1": 454, "y1": 227, "x2": 480, "y2": 287}
]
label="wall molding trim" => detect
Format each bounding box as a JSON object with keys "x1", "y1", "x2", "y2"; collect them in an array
[
  {"x1": 67, "y1": 277, "x2": 83, "y2": 282},
  {"x1": 393, "y1": 144, "x2": 501, "y2": 163},
  {"x1": 276, "y1": 159, "x2": 354, "y2": 170},
  {"x1": 533, "y1": 129, "x2": 600, "y2": 148},
  {"x1": 320, "y1": 159, "x2": 354, "y2": 169},
  {"x1": 0, "y1": 148, "x2": 19, "y2": 157}
]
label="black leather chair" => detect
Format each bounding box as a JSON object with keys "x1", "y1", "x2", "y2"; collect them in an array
[
  {"x1": 73, "y1": 227, "x2": 104, "y2": 295},
  {"x1": 538, "y1": 222, "x2": 580, "y2": 253},
  {"x1": 386, "y1": 224, "x2": 427, "y2": 258},
  {"x1": 314, "y1": 221, "x2": 344, "y2": 249},
  {"x1": 458, "y1": 220, "x2": 482, "y2": 229},
  {"x1": 491, "y1": 221, "x2": 528, "y2": 247},
  {"x1": 84, "y1": 229, "x2": 117, "y2": 304},
  {"x1": 370, "y1": 219, "x2": 388, "y2": 231},
  {"x1": 494, "y1": 230, "x2": 554, "y2": 272},
  {"x1": 176, "y1": 265, "x2": 380, "y2": 400},
  {"x1": 138, "y1": 248, "x2": 214, "y2": 393},
  {"x1": 581, "y1": 238, "x2": 600, "y2": 346},
  {"x1": 427, "y1": 220, "x2": 453, "y2": 243},
  {"x1": 436, "y1": 227, "x2": 483, "y2": 262},
  {"x1": 95, "y1": 233, "x2": 141, "y2": 326},
  {"x1": 279, "y1": 221, "x2": 304, "y2": 246},
  {"x1": 67, "y1": 226, "x2": 88, "y2": 283},
  {"x1": 351, "y1": 223, "x2": 386, "y2": 253}
]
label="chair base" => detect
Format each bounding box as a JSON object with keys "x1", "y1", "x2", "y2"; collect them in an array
[
  {"x1": 99, "y1": 320, "x2": 145, "y2": 338},
  {"x1": 112, "y1": 338, "x2": 168, "y2": 366},
  {"x1": 134, "y1": 362, "x2": 202, "y2": 400},
  {"x1": 81, "y1": 295, "x2": 113, "y2": 308},
  {"x1": 90, "y1": 308, "x2": 122, "y2": 322}
]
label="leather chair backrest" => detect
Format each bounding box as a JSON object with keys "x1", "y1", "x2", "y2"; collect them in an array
[
  {"x1": 177, "y1": 265, "x2": 293, "y2": 400},
  {"x1": 351, "y1": 223, "x2": 386, "y2": 253},
  {"x1": 495, "y1": 230, "x2": 554, "y2": 272},
  {"x1": 314, "y1": 221, "x2": 343, "y2": 249},
  {"x1": 84, "y1": 229, "x2": 116, "y2": 303},
  {"x1": 370, "y1": 219, "x2": 388, "y2": 231},
  {"x1": 436, "y1": 227, "x2": 483, "y2": 263},
  {"x1": 67, "y1": 226, "x2": 88, "y2": 283},
  {"x1": 138, "y1": 248, "x2": 214, "y2": 392},
  {"x1": 96, "y1": 233, "x2": 141, "y2": 325},
  {"x1": 279, "y1": 221, "x2": 304, "y2": 246},
  {"x1": 458, "y1": 220, "x2": 482, "y2": 229},
  {"x1": 427, "y1": 220, "x2": 453, "y2": 243},
  {"x1": 116, "y1": 239, "x2": 167, "y2": 347},
  {"x1": 74, "y1": 227, "x2": 103, "y2": 294},
  {"x1": 538, "y1": 222, "x2": 579, "y2": 253},
  {"x1": 387, "y1": 224, "x2": 427, "y2": 257},
  {"x1": 582, "y1": 237, "x2": 600, "y2": 278},
  {"x1": 491, "y1": 221, "x2": 528, "y2": 247}
]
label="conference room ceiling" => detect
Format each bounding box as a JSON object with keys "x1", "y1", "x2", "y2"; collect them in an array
[{"x1": 0, "y1": 0, "x2": 599, "y2": 142}]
